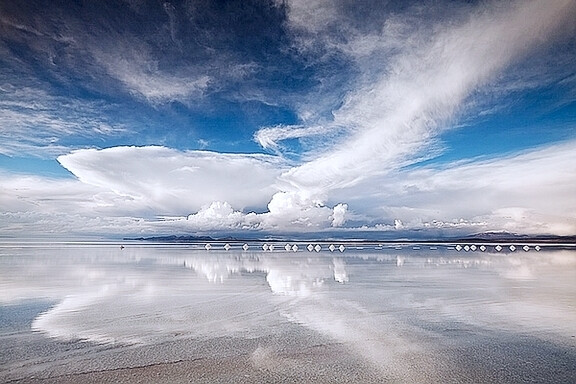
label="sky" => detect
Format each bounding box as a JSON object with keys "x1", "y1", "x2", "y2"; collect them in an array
[{"x1": 1, "y1": 0, "x2": 575, "y2": 239}]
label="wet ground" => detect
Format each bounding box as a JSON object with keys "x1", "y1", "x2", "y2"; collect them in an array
[{"x1": 1, "y1": 242, "x2": 575, "y2": 383}]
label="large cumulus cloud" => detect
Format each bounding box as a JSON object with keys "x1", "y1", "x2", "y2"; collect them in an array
[{"x1": 57, "y1": 146, "x2": 288, "y2": 214}]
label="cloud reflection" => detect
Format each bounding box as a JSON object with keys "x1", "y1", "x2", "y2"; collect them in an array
[{"x1": 1, "y1": 245, "x2": 575, "y2": 373}]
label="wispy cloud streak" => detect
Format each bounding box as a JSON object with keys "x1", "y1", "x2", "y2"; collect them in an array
[
  {"x1": 0, "y1": 86, "x2": 126, "y2": 157},
  {"x1": 90, "y1": 43, "x2": 211, "y2": 104},
  {"x1": 273, "y1": 0, "x2": 576, "y2": 198}
]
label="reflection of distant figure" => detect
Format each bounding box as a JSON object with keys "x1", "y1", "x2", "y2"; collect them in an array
[{"x1": 333, "y1": 258, "x2": 349, "y2": 283}]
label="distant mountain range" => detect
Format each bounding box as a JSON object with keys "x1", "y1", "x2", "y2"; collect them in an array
[
  {"x1": 124, "y1": 232, "x2": 576, "y2": 244},
  {"x1": 457, "y1": 231, "x2": 576, "y2": 244}
]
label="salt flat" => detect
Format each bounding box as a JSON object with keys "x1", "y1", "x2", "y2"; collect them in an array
[{"x1": 1, "y1": 243, "x2": 575, "y2": 383}]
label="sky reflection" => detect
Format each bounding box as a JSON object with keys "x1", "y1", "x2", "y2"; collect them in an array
[{"x1": 1, "y1": 243, "x2": 575, "y2": 378}]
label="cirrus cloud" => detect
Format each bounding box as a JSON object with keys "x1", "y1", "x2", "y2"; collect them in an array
[{"x1": 265, "y1": 0, "x2": 576, "y2": 199}]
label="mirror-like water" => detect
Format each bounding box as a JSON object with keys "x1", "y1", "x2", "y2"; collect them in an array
[{"x1": 1, "y1": 242, "x2": 575, "y2": 383}]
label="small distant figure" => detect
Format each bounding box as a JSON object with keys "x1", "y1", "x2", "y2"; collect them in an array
[{"x1": 120, "y1": 245, "x2": 125, "y2": 250}]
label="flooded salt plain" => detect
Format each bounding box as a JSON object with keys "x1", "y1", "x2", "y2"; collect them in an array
[{"x1": 1, "y1": 242, "x2": 575, "y2": 383}]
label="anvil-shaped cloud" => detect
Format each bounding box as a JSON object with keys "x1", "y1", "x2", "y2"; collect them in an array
[{"x1": 57, "y1": 146, "x2": 288, "y2": 214}]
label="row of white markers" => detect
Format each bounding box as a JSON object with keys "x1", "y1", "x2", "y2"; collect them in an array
[
  {"x1": 455, "y1": 244, "x2": 541, "y2": 252},
  {"x1": 203, "y1": 243, "x2": 346, "y2": 252},
  {"x1": 202, "y1": 243, "x2": 541, "y2": 252}
]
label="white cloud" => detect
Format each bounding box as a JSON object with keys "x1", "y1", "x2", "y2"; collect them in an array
[
  {"x1": 0, "y1": 147, "x2": 349, "y2": 236},
  {"x1": 272, "y1": 0, "x2": 576, "y2": 199},
  {"x1": 282, "y1": 0, "x2": 339, "y2": 35},
  {"x1": 2, "y1": 139, "x2": 575, "y2": 237},
  {"x1": 169, "y1": 192, "x2": 346, "y2": 232},
  {"x1": 94, "y1": 47, "x2": 211, "y2": 104},
  {"x1": 186, "y1": 202, "x2": 247, "y2": 230},
  {"x1": 0, "y1": 86, "x2": 127, "y2": 157},
  {"x1": 254, "y1": 124, "x2": 333, "y2": 152},
  {"x1": 331, "y1": 140, "x2": 576, "y2": 235},
  {"x1": 331, "y1": 203, "x2": 347, "y2": 227},
  {"x1": 56, "y1": 146, "x2": 289, "y2": 215},
  {"x1": 0, "y1": 170, "x2": 157, "y2": 237},
  {"x1": 261, "y1": 191, "x2": 334, "y2": 230},
  {"x1": 154, "y1": 191, "x2": 350, "y2": 233}
]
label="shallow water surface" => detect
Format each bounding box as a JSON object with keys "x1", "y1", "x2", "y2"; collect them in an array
[{"x1": 1, "y1": 242, "x2": 575, "y2": 383}]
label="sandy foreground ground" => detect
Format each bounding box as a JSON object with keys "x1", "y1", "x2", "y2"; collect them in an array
[
  {"x1": 1, "y1": 302, "x2": 386, "y2": 383},
  {"x1": 2, "y1": 327, "x2": 385, "y2": 384},
  {"x1": 4, "y1": 348, "x2": 382, "y2": 384},
  {"x1": 3, "y1": 319, "x2": 576, "y2": 384}
]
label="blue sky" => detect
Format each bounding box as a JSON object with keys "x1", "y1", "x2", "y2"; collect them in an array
[{"x1": 1, "y1": 0, "x2": 575, "y2": 239}]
